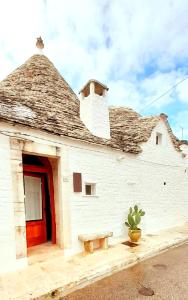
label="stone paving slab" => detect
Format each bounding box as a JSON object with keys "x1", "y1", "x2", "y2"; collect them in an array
[{"x1": 1, "y1": 223, "x2": 188, "y2": 300}]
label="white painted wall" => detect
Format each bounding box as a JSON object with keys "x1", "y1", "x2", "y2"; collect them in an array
[
  {"x1": 0, "y1": 119, "x2": 187, "y2": 269},
  {"x1": 68, "y1": 120, "x2": 188, "y2": 253},
  {"x1": 181, "y1": 143, "x2": 188, "y2": 158},
  {"x1": 80, "y1": 83, "x2": 110, "y2": 139},
  {"x1": 0, "y1": 134, "x2": 17, "y2": 274}
]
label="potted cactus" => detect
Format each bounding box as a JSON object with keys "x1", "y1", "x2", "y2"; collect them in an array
[{"x1": 125, "y1": 205, "x2": 145, "y2": 242}]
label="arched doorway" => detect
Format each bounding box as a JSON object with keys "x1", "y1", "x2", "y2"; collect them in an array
[{"x1": 23, "y1": 154, "x2": 56, "y2": 247}]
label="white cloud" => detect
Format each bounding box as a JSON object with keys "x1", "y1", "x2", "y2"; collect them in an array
[
  {"x1": 0, "y1": 0, "x2": 188, "y2": 137},
  {"x1": 176, "y1": 79, "x2": 188, "y2": 103},
  {"x1": 108, "y1": 80, "x2": 141, "y2": 109},
  {"x1": 172, "y1": 110, "x2": 188, "y2": 140},
  {"x1": 108, "y1": 71, "x2": 186, "y2": 113}
]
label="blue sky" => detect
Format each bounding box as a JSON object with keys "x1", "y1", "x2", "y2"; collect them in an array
[{"x1": 0, "y1": 0, "x2": 188, "y2": 139}]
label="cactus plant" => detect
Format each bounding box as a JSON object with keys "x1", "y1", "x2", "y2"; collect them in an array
[{"x1": 125, "y1": 205, "x2": 145, "y2": 230}]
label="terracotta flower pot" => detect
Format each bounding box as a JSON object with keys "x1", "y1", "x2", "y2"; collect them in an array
[{"x1": 128, "y1": 229, "x2": 141, "y2": 242}]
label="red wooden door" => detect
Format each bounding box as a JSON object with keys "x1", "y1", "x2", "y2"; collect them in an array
[{"x1": 24, "y1": 173, "x2": 47, "y2": 247}]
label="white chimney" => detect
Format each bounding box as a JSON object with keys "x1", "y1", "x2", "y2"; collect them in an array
[{"x1": 79, "y1": 79, "x2": 110, "y2": 139}]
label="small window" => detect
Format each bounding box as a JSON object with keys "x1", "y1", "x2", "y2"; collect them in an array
[
  {"x1": 156, "y1": 133, "x2": 162, "y2": 145},
  {"x1": 85, "y1": 183, "x2": 96, "y2": 196}
]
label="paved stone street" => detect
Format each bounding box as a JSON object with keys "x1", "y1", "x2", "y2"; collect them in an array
[{"x1": 62, "y1": 243, "x2": 188, "y2": 300}]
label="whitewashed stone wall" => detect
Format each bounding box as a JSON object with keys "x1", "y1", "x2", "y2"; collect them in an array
[
  {"x1": 0, "y1": 134, "x2": 17, "y2": 273},
  {"x1": 69, "y1": 120, "x2": 188, "y2": 253},
  {"x1": 0, "y1": 119, "x2": 187, "y2": 269}
]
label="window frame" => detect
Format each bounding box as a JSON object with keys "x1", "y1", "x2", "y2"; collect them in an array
[{"x1": 84, "y1": 182, "x2": 97, "y2": 196}]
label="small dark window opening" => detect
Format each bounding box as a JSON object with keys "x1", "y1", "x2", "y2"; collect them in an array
[
  {"x1": 156, "y1": 133, "x2": 162, "y2": 145},
  {"x1": 95, "y1": 83, "x2": 104, "y2": 96},
  {"x1": 83, "y1": 86, "x2": 90, "y2": 97},
  {"x1": 164, "y1": 182, "x2": 166, "y2": 185},
  {"x1": 23, "y1": 154, "x2": 44, "y2": 166},
  {"x1": 85, "y1": 185, "x2": 92, "y2": 195}
]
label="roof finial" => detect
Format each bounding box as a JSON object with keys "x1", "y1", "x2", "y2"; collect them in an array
[{"x1": 36, "y1": 37, "x2": 44, "y2": 50}]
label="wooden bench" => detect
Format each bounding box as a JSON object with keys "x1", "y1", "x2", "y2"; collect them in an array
[{"x1": 78, "y1": 232, "x2": 113, "y2": 253}]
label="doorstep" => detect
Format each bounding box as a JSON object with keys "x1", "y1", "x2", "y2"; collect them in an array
[
  {"x1": 1, "y1": 223, "x2": 188, "y2": 300},
  {"x1": 27, "y1": 242, "x2": 65, "y2": 265}
]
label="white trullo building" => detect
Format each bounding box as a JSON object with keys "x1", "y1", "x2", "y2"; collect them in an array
[{"x1": 0, "y1": 42, "x2": 188, "y2": 274}]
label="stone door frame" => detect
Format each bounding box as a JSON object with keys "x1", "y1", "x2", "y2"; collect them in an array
[{"x1": 10, "y1": 137, "x2": 72, "y2": 265}]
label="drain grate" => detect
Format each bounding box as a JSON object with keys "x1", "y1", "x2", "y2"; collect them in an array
[
  {"x1": 122, "y1": 241, "x2": 138, "y2": 247},
  {"x1": 146, "y1": 234, "x2": 157, "y2": 237},
  {"x1": 153, "y1": 263, "x2": 167, "y2": 270},
  {"x1": 138, "y1": 285, "x2": 155, "y2": 296}
]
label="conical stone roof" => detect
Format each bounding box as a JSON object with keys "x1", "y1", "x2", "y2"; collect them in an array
[
  {"x1": 0, "y1": 54, "x2": 181, "y2": 153},
  {"x1": 0, "y1": 54, "x2": 107, "y2": 144}
]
